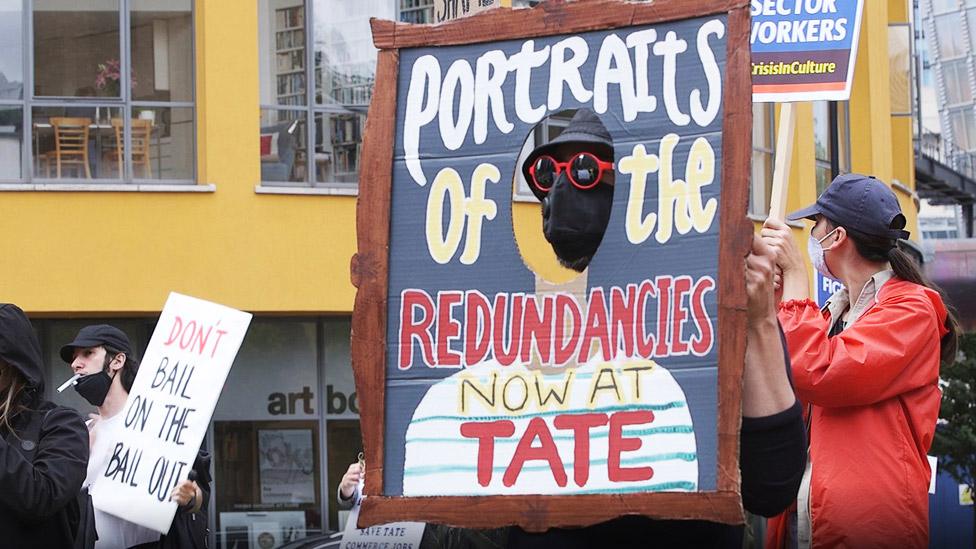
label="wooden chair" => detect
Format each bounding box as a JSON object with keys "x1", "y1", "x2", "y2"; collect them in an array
[
  {"x1": 42, "y1": 117, "x2": 93, "y2": 178},
  {"x1": 109, "y1": 118, "x2": 153, "y2": 179}
]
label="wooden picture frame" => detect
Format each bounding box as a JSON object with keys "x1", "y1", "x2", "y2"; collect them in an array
[{"x1": 351, "y1": 0, "x2": 752, "y2": 531}]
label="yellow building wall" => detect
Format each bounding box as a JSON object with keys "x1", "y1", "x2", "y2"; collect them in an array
[
  {"x1": 1, "y1": 1, "x2": 361, "y2": 315},
  {"x1": 1, "y1": 1, "x2": 917, "y2": 315}
]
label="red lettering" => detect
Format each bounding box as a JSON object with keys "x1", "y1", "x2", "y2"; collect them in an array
[
  {"x1": 492, "y1": 294, "x2": 523, "y2": 366},
  {"x1": 554, "y1": 294, "x2": 582, "y2": 365},
  {"x1": 460, "y1": 420, "x2": 515, "y2": 487},
  {"x1": 436, "y1": 292, "x2": 463, "y2": 367},
  {"x1": 610, "y1": 285, "x2": 637, "y2": 359},
  {"x1": 553, "y1": 413, "x2": 609, "y2": 486},
  {"x1": 398, "y1": 290, "x2": 436, "y2": 370},
  {"x1": 608, "y1": 411, "x2": 655, "y2": 482},
  {"x1": 578, "y1": 288, "x2": 612, "y2": 363},
  {"x1": 164, "y1": 316, "x2": 183, "y2": 347},
  {"x1": 635, "y1": 280, "x2": 657, "y2": 358},
  {"x1": 503, "y1": 417, "x2": 567, "y2": 487},
  {"x1": 521, "y1": 295, "x2": 554, "y2": 364},
  {"x1": 464, "y1": 291, "x2": 492, "y2": 366},
  {"x1": 690, "y1": 277, "x2": 715, "y2": 356},
  {"x1": 655, "y1": 276, "x2": 673, "y2": 356},
  {"x1": 671, "y1": 276, "x2": 692, "y2": 355}
]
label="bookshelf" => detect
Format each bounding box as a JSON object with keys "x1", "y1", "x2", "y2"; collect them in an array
[
  {"x1": 330, "y1": 113, "x2": 362, "y2": 181},
  {"x1": 275, "y1": 5, "x2": 305, "y2": 111}
]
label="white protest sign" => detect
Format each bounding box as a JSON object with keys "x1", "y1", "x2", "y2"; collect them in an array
[
  {"x1": 90, "y1": 292, "x2": 252, "y2": 533},
  {"x1": 341, "y1": 483, "x2": 425, "y2": 549}
]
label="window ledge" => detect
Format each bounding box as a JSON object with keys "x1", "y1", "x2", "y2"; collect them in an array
[
  {"x1": 255, "y1": 185, "x2": 358, "y2": 196},
  {"x1": 0, "y1": 183, "x2": 215, "y2": 193},
  {"x1": 747, "y1": 213, "x2": 806, "y2": 229}
]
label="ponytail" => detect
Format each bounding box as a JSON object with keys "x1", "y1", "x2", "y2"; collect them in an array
[
  {"x1": 887, "y1": 246, "x2": 960, "y2": 365},
  {"x1": 828, "y1": 216, "x2": 961, "y2": 365}
]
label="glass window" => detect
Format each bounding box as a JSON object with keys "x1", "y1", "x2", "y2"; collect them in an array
[
  {"x1": 2, "y1": 0, "x2": 196, "y2": 184},
  {"x1": 949, "y1": 107, "x2": 976, "y2": 150},
  {"x1": 33, "y1": 0, "x2": 121, "y2": 98},
  {"x1": 969, "y1": 9, "x2": 976, "y2": 54},
  {"x1": 130, "y1": 0, "x2": 194, "y2": 103},
  {"x1": 935, "y1": 14, "x2": 966, "y2": 59},
  {"x1": 258, "y1": 0, "x2": 395, "y2": 187},
  {"x1": 0, "y1": 0, "x2": 23, "y2": 100},
  {"x1": 31, "y1": 105, "x2": 124, "y2": 179},
  {"x1": 932, "y1": 0, "x2": 960, "y2": 13},
  {"x1": 813, "y1": 101, "x2": 851, "y2": 196},
  {"x1": 750, "y1": 103, "x2": 774, "y2": 215},
  {"x1": 0, "y1": 106, "x2": 22, "y2": 179},
  {"x1": 399, "y1": 0, "x2": 434, "y2": 23},
  {"x1": 942, "y1": 60, "x2": 973, "y2": 106},
  {"x1": 214, "y1": 320, "x2": 322, "y2": 547},
  {"x1": 888, "y1": 24, "x2": 912, "y2": 116},
  {"x1": 260, "y1": 109, "x2": 306, "y2": 184}
]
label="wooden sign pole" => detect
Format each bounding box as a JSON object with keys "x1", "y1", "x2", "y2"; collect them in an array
[{"x1": 768, "y1": 102, "x2": 795, "y2": 220}]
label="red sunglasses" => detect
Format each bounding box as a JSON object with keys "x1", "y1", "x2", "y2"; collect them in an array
[{"x1": 528, "y1": 152, "x2": 615, "y2": 194}]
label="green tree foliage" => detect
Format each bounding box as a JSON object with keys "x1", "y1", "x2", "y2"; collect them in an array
[
  {"x1": 931, "y1": 332, "x2": 976, "y2": 500},
  {"x1": 932, "y1": 334, "x2": 976, "y2": 548}
]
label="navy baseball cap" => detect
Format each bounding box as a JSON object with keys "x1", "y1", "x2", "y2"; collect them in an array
[
  {"x1": 59, "y1": 324, "x2": 133, "y2": 363},
  {"x1": 787, "y1": 173, "x2": 910, "y2": 241}
]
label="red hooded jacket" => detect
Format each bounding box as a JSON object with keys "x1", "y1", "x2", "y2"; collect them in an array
[{"x1": 768, "y1": 278, "x2": 947, "y2": 548}]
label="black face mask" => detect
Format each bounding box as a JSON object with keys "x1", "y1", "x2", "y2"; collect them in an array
[
  {"x1": 74, "y1": 370, "x2": 114, "y2": 407},
  {"x1": 542, "y1": 173, "x2": 613, "y2": 272}
]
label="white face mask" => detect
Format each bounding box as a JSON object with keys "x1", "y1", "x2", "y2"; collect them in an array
[{"x1": 808, "y1": 228, "x2": 839, "y2": 279}]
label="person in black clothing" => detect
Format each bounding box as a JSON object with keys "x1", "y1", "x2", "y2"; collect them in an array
[
  {"x1": 60, "y1": 324, "x2": 212, "y2": 549},
  {"x1": 503, "y1": 236, "x2": 806, "y2": 549},
  {"x1": 504, "y1": 110, "x2": 806, "y2": 547},
  {"x1": 0, "y1": 303, "x2": 90, "y2": 549}
]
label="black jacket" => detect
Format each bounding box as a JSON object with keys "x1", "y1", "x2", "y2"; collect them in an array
[{"x1": 0, "y1": 304, "x2": 90, "y2": 549}]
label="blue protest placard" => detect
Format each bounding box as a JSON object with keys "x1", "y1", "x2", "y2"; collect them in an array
[{"x1": 751, "y1": 0, "x2": 865, "y2": 102}]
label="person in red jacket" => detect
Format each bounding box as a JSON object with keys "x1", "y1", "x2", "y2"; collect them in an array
[{"x1": 761, "y1": 173, "x2": 960, "y2": 548}]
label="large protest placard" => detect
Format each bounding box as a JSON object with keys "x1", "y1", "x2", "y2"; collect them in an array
[
  {"x1": 350, "y1": 0, "x2": 752, "y2": 530},
  {"x1": 751, "y1": 0, "x2": 865, "y2": 102},
  {"x1": 90, "y1": 293, "x2": 252, "y2": 533}
]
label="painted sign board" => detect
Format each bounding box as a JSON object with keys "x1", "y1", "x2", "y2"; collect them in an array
[
  {"x1": 350, "y1": 0, "x2": 753, "y2": 531},
  {"x1": 90, "y1": 293, "x2": 252, "y2": 533},
  {"x1": 751, "y1": 0, "x2": 865, "y2": 102}
]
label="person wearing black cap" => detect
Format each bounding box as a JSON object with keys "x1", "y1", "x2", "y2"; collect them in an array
[
  {"x1": 0, "y1": 304, "x2": 89, "y2": 549},
  {"x1": 503, "y1": 112, "x2": 806, "y2": 548},
  {"x1": 62, "y1": 324, "x2": 210, "y2": 549},
  {"x1": 521, "y1": 108, "x2": 616, "y2": 272},
  {"x1": 761, "y1": 174, "x2": 960, "y2": 548}
]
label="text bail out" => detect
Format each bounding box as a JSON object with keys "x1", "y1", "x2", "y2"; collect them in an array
[{"x1": 403, "y1": 20, "x2": 725, "y2": 266}]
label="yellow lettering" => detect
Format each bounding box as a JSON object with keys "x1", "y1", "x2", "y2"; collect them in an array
[
  {"x1": 619, "y1": 144, "x2": 660, "y2": 245},
  {"x1": 685, "y1": 138, "x2": 717, "y2": 233},
  {"x1": 426, "y1": 168, "x2": 466, "y2": 263},
  {"x1": 459, "y1": 163, "x2": 499, "y2": 264}
]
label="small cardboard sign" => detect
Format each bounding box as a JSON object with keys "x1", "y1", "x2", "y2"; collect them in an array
[
  {"x1": 751, "y1": 0, "x2": 865, "y2": 102},
  {"x1": 90, "y1": 293, "x2": 252, "y2": 533},
  {"x1": 341, "y1": 483, "x2": 425, "y2": 549},
  {"x1": 434, "y1": 0, "x2": 509, "y2": 22}
]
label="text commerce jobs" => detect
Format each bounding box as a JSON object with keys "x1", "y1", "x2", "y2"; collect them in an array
[{"x1": 402, "y1": 19, "x2": 726, "y2": 187}]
